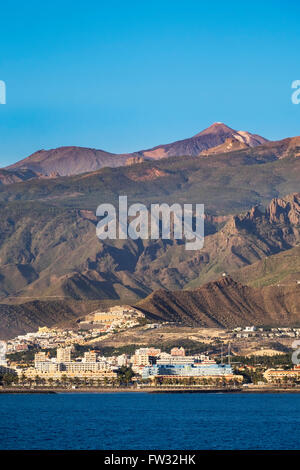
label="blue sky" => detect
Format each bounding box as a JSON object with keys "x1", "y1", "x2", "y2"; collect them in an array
[{"x1": 0, "y1": 0, "x2": 299, "y2": 166}]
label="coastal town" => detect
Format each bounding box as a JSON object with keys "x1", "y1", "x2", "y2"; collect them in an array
[{"x1": 1, "y1": 305, "x2": 300, "y2": 391}]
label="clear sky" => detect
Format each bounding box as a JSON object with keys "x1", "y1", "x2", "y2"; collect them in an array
[{"x1": 0, "y1": 0, "x2": 299, "y2": 166}]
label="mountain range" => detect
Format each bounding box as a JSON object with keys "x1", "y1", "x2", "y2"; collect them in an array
[{"x1": 0, "y1": 122, "x2": 300, "y2": 338}]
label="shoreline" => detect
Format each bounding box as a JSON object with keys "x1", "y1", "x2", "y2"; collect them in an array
[{"x1": 2, "y1": 386, "x2": 300, "y2": 394}]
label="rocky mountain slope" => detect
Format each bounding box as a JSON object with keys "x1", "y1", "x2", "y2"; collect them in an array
[
  {"x1": 0, "y1": 299, "x2": 108, "y2": 340},
  {"x1": 137, "y1": 122, "x2": 267, "y2": 159},
  {"x1": 183, "y1": 193, "x2": 300, "y2": 288},
  {"x1": 0, "y1": 190, "x2": 299, "y2": 304},
  {"x1": 199, "y1": 136, "x2": 250, "y2": 155},
  {"x1": 142, "y1": 129, "x2": 300, "y2": 162},
  {"x1": 6, "y1": 146, "x2": 129, "y2": 177},
  {"x1": 231, "y1": 245, "x2": 300, "y2": 288},
  {"x1": 0, "y1": 168, "x2": 39, "y2": 185}
]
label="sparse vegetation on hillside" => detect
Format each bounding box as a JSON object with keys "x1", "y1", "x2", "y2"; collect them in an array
[{"x1": 0, "y1": 141, "x2": 299, "y2": 337}]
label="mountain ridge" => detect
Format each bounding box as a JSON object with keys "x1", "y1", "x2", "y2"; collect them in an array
[
  {"x1": 136, "y1": 275, "x2": 300, "y2": 328},
  {"x1": 0, "y1": 191, "x2": 299, "y2": 304},
  {"x1": 5, "y1": 122, "x2": 269, "y2": 176},
  {"x1": 0, "y1": 138, "x2": 300, "y2": 336}
]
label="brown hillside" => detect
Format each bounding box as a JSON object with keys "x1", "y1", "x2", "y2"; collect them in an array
[{"x1": 137, "y1": 276, "x2": 300, "y2": 328}]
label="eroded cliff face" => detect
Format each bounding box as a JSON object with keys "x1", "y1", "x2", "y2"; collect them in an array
[
  {"x1": 267, "y1": 193, "x2": 300, "y2": 225},
  {"x1": 0, "y1": 192, "x2": 300, "y2": 337},
  {"x1": 0, "y1": 192, "x2": 299, "y2": 304}
]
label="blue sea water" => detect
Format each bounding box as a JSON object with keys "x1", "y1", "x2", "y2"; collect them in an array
[{"x1": 0, "y1": 392, "x2": 300, "y2": 450}]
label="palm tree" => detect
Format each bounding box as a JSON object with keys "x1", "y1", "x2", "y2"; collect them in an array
[
  {"x1": 20, "y1": 373, "x2": 26, "y2": 386},
  {"x1": 34, "y1": 375, "x2": 41, "y2": 387},
  {"x1": 103, "y1": 377, "x2": 109, "y2": 387},
  {"x1": 13, "y1": 375, "x2": 19, "y2": 386},
  {"x1": 74, "y1": 377, "x2": 81, "y2": 388},
  {"x1": 48, "y1": 377, "x2": 54, "y2": 388},
  {"x1": 2, "y1": 373, "x2": 15, "y2": 387},
  {"x1": 88, "y1": 377, "x2": 95, "y2": 387},
  {"x1": 61, "y1": 374, "x2": 68, "y2": 388},
  {"x1": 202, "y1": 378, "x2": 208, "y2": 387}
]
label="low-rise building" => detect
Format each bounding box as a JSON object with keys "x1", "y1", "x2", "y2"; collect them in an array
[
  {"x1": 142, "y1": 354, "x2": 242, "y2": 382},
  {"x1": 264, "y1": 366, "x2": 300, "y2": 383}
]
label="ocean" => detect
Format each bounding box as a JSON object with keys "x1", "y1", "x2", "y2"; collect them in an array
[{"x1": 0, "y1": 392, "x2": 300, "y2": 450}]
